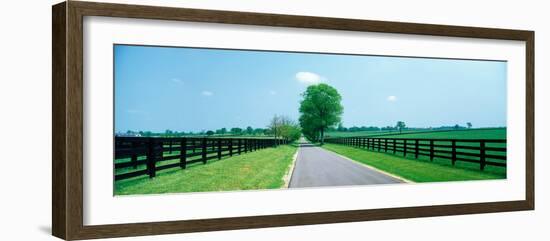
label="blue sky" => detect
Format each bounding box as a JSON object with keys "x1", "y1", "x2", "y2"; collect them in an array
[{"x1": 114, "y1": 45, "x2": 507, "y2": 133}]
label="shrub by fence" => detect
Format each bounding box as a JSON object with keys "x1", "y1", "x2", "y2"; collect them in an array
[
  {"x1": 325, "y1": 137, "x2": 506, "y2": 170},
  {"x1": 115, "y1": 137, "x2": 287, "y2": 181}
]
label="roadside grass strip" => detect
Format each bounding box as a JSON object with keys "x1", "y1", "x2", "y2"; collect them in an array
[{"x1": 322, "y1": 144, "x2": 505, "y2": 183}]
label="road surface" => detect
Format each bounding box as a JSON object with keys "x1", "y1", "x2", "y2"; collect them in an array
[{"x1": 289, "y1": 142, "x2": 404, "y2": 188}]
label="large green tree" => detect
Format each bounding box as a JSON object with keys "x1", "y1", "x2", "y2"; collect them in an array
[
  {"x1": 299, "y1": 83, "x2": 343, "y2": 145},
  {"x1": 395, "y1": 121, "x2": 406, "y2": 134}
]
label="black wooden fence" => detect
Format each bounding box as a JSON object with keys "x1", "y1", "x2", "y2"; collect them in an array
[
  {"x1": 325, "y1": 137, "x2": 506, "y2": 170},
  {"x1": 115, "y1": 137, "x2": 287, "y2": 181}
]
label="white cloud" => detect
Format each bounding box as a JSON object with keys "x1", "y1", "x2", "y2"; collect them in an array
[
  {"x1": 269, "y1": 90, "x2": 277, "y2": 95},
  {"x1": 201, "y1": 91, "x2": 213, "y2": 96},
  {"x1": 295, "y1": 71, "x2": 324, "y2": 84},
  {"x1": 171, "y1": 78, "x2": 184, "y2": 84},
  {"x1": 387, "y1": 95, "x2": 398, "y2": 102}
]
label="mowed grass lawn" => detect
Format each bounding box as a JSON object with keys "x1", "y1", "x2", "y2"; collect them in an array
[
  {"x1": 115, "y1": 145, "x2": 297, "y2": 195},
  {"x1": 377, "y1": 128, "x2": 505, "y2": 139},
  {"x1": 326, "y1": 129, "x2": 424, "y2": 138},
  {"x1": 323, "y1": 143, "x2": 506, "y2": 183},
  {"x1": 326, "y1": 127, "x2": 505, "y2": 139}
]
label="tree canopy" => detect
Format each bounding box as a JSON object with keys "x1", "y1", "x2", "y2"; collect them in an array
[
  {"x1": 298, "y1": 83, "x2": 343, "y2": 144},
  {"x1": 268, "y1": 115, "x2": 301, "y2": 142},
  {"x1": 395, "y1": 121, "x2": 406, "y2": 134}
]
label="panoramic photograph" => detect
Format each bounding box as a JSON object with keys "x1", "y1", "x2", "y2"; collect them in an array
[{"x1": 113, "y1": 44, "x2": 507, "y2": 195}]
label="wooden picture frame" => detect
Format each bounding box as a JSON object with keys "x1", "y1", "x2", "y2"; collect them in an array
[{"x1": 52, "y1": 1, "x2": 534, "y2": 240}]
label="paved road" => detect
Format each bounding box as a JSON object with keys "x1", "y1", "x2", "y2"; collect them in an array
[{"x1": 289, "y1": 142, "x2": 404, "y2": 188}]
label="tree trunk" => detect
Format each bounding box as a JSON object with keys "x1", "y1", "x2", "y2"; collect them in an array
[{"x1": 320, "y1": 128, "x2": 325, "y2": 145}]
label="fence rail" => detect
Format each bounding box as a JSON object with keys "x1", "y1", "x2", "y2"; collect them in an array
[
  {"x1": 325, "y1": 137, "x2": 506, "y2": 170},
  {"x1": 115, "y1": 137, "x2": 287, "y2": 181}
]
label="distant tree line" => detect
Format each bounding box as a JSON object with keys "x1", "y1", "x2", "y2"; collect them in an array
[
  {"x1": 116, "y1": 116, "x2": 303, "y2": 143},
  {"x1": 330, "y1": 121, "x2": 475, "y2": 134},
  {"x1": 117, "y1": 126, "x2": 271, "y2": 138}
]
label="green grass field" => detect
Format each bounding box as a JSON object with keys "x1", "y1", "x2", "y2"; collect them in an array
[
  {"x1": 115, "y1": 145, "x2": 297, "y2": 195},
  {"x1": 376, "y1": 128, "x2": 506, "y2": 139},
  {"x1": 326, "y1": 128, "x2": 505, "y2": 139},
  {"x1": 325, "y1": 130, "x2": 419, "y2": 138},
  {"x1": 327, "y1": 128, "x2": 507, "y2": 162},
  {"x1": 323, "y1": 144, "x2": 505, "y2": 182}
]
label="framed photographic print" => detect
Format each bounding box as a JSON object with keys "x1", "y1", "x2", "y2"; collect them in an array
[{"x1": 52, "y1": 1, "x2": 534, "y2": 240}]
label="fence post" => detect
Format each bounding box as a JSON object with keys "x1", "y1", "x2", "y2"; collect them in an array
[
  {"x1": 415, "y1": 139, "x2": 419, "y2": 159},
  {"x1": 229, "y1": 139, "x2": 233, "y2": 156},
  {"x1": 480, "y1": 140, "x2": 486, "y2": 170},
  {"x1": 403, "y1": 140, "x2": 407, "y2": 157},
  {"x1": 238, "y1": 139, "x2": 242, "y2": 155},
  {"x1": 180, "y1": 138, "x2": 187, "y2": 169},
  {"x1": 369, "y1": 138, "x2": 372, "y2": 149},
  {"x1": 131, "y1": 141, "x2": 138, "y2": 169},
  {"x1": 429, "y1": 140, "x2": 434, "y2": 161},
  {"x1": 371, "y1": 138, "x2": 373, "y2": 149},
  {"x1": 377, "y1": 139, "x2": 381, "y2": 151},
  {"x1": 384, "y1": 139, "x2": 388, "y2": 152},
  {"x1": 451, "y1": 140, "x2": 457, "y2": 165},
  {"x1": 217, "y1": 139, "x2": 222, "y2": 160},
  {"x1": 201, "y1": 138, "x2": 207, "y2": 164},
  {"x1": 367, "y1": 138, "x2": 371, "y2": 150},
  {"x1": 146, "y1": 137, "x2": 157, "y2": 178},
  {"x1": 393, "y1": 139, "x2": 396, "y2": 154},
  {"x1": 169, "y1": 140, "x2": 173, "y2": 154}
]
